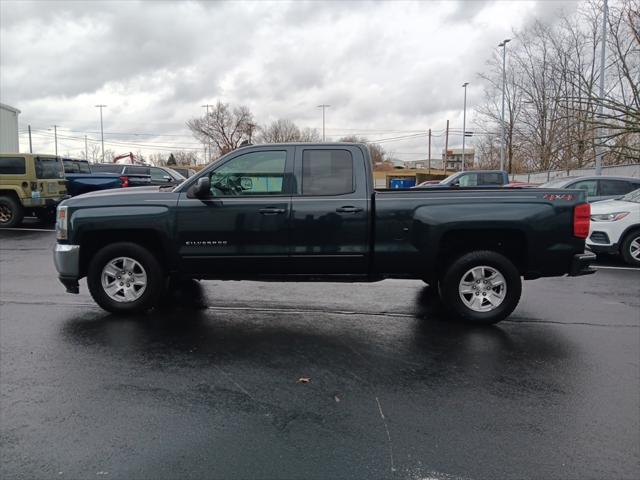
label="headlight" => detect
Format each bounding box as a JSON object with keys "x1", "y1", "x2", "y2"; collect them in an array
[
  {"x1": 56, "y1": 206, "x2": 68, "y2": 240},
  {"x1": 590, "y1": 211, "x2": 629, "y2": 222}
]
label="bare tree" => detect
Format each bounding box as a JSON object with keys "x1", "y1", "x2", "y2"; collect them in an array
[
  {"x1": 339, "y1": 135, "x2": 390, "y2": 168},
  {"x1": 187, "y1": 101, "x2": 255, "y2": 156},
  {"x1": 258, "y1": 119, "x2": 321, "y2": 143}
]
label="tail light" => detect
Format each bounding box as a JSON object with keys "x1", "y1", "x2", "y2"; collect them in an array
[
  {"x1": 573, "y1": 203, "x2": 590, "y2": 239},
  {"x1": 120, "y1": 176, "x2": 129, "y2": 188}
]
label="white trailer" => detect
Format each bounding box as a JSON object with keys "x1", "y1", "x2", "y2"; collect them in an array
[{"x1": 0, "y1": 103, "x2": 21, "y2": 153}]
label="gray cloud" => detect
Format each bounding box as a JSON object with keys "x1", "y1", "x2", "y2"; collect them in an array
[{"x1": 1, "y1": 0, "x2": 548, "y2": 158}]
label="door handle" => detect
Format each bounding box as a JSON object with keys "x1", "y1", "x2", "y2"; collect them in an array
[
  {"x1": 336, "y1": 206, "x2": 363, "y2": 214},
  {"x1": 259, "y1": 207, "x2": 286, "y2": 215}
]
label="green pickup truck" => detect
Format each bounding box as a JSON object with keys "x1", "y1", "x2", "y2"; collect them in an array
[{"x1": 53, "y1": 143, "x2": 595, "y2": 324}]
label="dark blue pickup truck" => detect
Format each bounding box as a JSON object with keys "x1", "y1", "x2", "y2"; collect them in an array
[
  {"x1": 62, "y1": 159, "x2": 125, "y2": 196},
  {"x1": 53, "y1": 143, "x2": 595, "y2": 324}
]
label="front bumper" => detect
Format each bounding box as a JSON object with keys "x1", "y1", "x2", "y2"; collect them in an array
[
  {"x1": 568, "y1": 252, "x2": 597, "y2": 276},
  {"x1": 53, "y1": 244, "x2": 80, "y2": 293}
]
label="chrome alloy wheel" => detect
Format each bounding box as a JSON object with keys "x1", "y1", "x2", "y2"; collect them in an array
[
  {"x1": 630, "y1": 236, "x2": 640, "y2": 261},
  {"x1": 101, "y1": 257, "x2": 147, "y2": 303},
  {"x1": 458, "y1": 265, "x2": 507, "y2": 312},
  {"x1": 0, "y1": 205, "x2": 12, "y2": 224}
]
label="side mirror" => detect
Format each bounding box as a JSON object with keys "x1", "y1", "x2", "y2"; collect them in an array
[
  {"x1": 189, "y1": 176, "x2": 211, "y2": 198},
  {"x1": 451, "y1": 180, "x2": 460, "y2": 187},
  {"x1": 163, "y1": 175, "x2": 172, "y2": 182}
]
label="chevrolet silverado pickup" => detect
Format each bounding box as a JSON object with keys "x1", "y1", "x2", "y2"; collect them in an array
[{"x1": 53, "y1": 143, "x2": 595, "y2": 324}]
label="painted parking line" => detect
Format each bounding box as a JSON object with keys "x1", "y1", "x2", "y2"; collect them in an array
[
  {"x1": 592, "y1": 265, "x2": 640, "y2": 272},
  {"x1": 0, "y1": 227, "x2": 55, "y2": 232}
]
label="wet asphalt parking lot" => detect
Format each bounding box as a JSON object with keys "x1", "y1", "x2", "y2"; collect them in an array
[{"x1": 1, "y1": 224, "x2": 639, "y2": 480}]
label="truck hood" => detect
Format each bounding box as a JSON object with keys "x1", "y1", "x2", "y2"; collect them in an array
[{"x1": 61, "y1": 185, "x2": 179, "y2": 208}]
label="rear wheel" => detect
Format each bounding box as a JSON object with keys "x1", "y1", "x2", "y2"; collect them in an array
[
  {"x1": 439, "y1": 250, "x2": 522, "y2": 324},
  {"x1": 87, "y1": 242, "x2": 165, "y2": 314},
  {"x1": 620, "y1": 230, "x2": 640, "y2": 267},
  {"x1": 0, "y1": 195, "x2": 23, "y2": 228}
]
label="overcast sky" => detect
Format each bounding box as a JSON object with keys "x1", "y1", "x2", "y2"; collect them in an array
[{"x1": 0, "y1": 0, "x2": 579, "y2": 162}]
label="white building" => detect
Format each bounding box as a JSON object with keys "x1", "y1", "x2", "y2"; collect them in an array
[
  {"x1": 0, "y1": 103, "x2": 20, "y2": 153},
  {"x1": 442, "y1": 147, "x2": 475, "y2": 171}
]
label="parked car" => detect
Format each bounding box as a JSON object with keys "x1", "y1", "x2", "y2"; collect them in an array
[
  {"x1": 539, "y1": 176, "x2": 640, "y2": 202},
  {"x1": 62, "y1": 158, "x2": 126, "y2": 196},
  {"x1": 170, "y1": 167, "x2": 196, "y2": 178},
  {"x1": 91, "y1": 164, "x2": 184, "y2": 187},
  {"x1": 587, "y1": 188, "x2": 640, "y2": 266},
  {"x1": 413, "y1": 170, "x2": 510, "y2": 188},
  {"x1": 0, "y1": 153, "x2": 67, "y2": 227},
  {"x1": 90, "y1": 164, "x2": 153, "y2": 187},
  {"x1": 54, "y1": 143, "x2": 594, "y2": 325}
]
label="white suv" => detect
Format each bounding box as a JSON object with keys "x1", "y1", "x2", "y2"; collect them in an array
[{"x1": 587, "y1": 188, "x2": 640, "y2": 266}]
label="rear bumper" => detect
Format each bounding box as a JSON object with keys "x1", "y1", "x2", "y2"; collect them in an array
[
  {"x1": 54, "y1": 244, "x2": 80, "y2": 293},
  {"x1": 586, "y1": 243, "x2": 619, "y2": 255},
  {"x1": 568, "y1": 252, "x2": 597, "y2": 276}
]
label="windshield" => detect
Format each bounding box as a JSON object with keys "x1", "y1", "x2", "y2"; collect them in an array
[
  {"x1": 621, "y1": 188, "x2": 640, "y2": 203},
  {"x1": 35, "y1": 156, "x2": 64, "y2": 179},
  {"x1": 540, "y1": 178, "x2": 571, "y2": 188}
]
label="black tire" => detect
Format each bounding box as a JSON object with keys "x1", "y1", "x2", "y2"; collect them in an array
[
  {"x1": 0, "y1": 195, "x2": 24, "y2": 228},
  {"x1": 87, "y1": 242, "x2": 165, "y2": 314},
  {"x1": 620, "y1": 229, "x2": 640, "y2": 267},
  {"x1": 439, "y1": 250, "x2": 522, "y2": 325}
]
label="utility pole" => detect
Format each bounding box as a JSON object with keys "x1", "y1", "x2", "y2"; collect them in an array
[
  {"x1": 95, "y1": 104, "x2": 107, "y2": 162},
  {"x1": 595, "y1": 0, "x2": 608, "y2": 176},
  {"x1": 52, "y1": 125, "x2": 58, "y2": 156},
  {"x1": 317, "y1": 104, "x2": 330, "y2": 141},
  {"x1": 84, "y1": 135, "x2": 88, "y2": 161},
  {"x1": 428, "y1": 128, "x2": 432, "y2": 175},
  {"x1": 498, "y1": 39, "x2": 511, "y2": 171},
  {"x1": 444, "y1": 119, "x2": 450, "y2": 176},
  {"x1": 461, "y1": 82, "x2": 469, "y2": 172},
  {"x1": 201, "y1": 104, "x2": 214, "y2": 162},
  {"x1": 28, "y1": 125, "x2": 33, "y2": 153}
]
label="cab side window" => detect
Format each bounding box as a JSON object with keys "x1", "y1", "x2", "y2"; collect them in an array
[
  {"x1": 480, "y1": 173, "x2": 503, "y2": 185},
  {"x1": 458, "y1": 173, "x2": 478, "y2": 187},
  {"x1": 570, "y1": 180, "x2": 598, "y2": 196},
  {"x1": 210, "y1": 151, "x2": 287, "y2": 196},
  {"x1": 150, "y1": 167, "x2": 171, "y2": 182},
  {"x1": 0, "y1": 157, "x2": 26, "y2": 175}
]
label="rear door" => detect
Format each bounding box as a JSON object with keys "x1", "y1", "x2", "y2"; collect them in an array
[
  {"x1": 289, "y1": 146, "x2": 369, "y2": 274},
  {"x1": 176, "y1": 147, "x2": 294, "y2": 276}
]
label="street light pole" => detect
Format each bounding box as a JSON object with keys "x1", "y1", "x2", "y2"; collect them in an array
[
  {"x1": 498, "y1": 39, "x2": 510, "y2": 171},
  {"x1": 201, "y1": 104, "x2": 214, "y2": 163},
  {"x1": 595, "y1": 0, "x2": 608, "y2": 176},
  {"x1": 461, "y1": 82, "x2": 469, "y2": 172},
  {"x1": 95, "y1": 105, "x2": 107, "y2": 162},
  {"x1": 317, "y1": 104, "x2": 330, "y2": 141}
]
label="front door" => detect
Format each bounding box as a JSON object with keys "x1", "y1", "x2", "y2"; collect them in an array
[{"x1": 176, "y1": 147, "x2": 294, "y2": 276}]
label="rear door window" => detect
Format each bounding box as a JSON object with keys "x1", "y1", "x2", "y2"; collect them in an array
[
  {"x1": 0, "y1": 157, "x2": 26, "y2": 175},
  {"x1": 301, "y1": 150, "x2": 354, "y2": 196},
  {"x1": 599, "y1": 180, "x2": 636, "y2": 196},
  {"x1": 480, "y1": 173, "x2": 504, "y2": 185}
]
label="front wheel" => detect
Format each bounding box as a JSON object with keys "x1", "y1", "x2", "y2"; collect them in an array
[
  {"x1": 620, "y1": 230, "x2": 640, "y2": 267},
  {"x1": 439, "y1": 250, "x2": 522, "y2": 324},
  {"x1": 87, "y1": 242, "x2": 165, "y2": 314}
]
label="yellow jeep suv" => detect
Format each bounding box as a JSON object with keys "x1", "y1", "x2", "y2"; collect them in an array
[{"x1": 0, "y1": 153, "x2": 67, "y2": 227}]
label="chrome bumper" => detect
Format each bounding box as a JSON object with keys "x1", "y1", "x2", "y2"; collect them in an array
[{"x1": 54, "y1": 244, "x2": 80, "y2": 293}]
